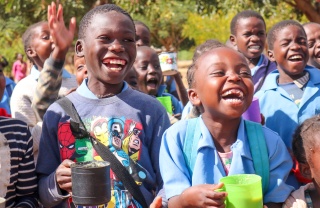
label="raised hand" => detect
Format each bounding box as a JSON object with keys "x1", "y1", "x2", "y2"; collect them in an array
[{"x1": 47, "y1": 1, "x2": 76, "y2": 61}]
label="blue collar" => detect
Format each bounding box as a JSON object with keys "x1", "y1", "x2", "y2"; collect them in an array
[
  {"x1": 251, "y1": 55, "x2": 263, "y2": 76},
  {"x1": 30, "y1": 65, "x2": 71, "y2": 80},
  {"x1": 76, "y1": 78, "x2": 129, "y2": 99}
]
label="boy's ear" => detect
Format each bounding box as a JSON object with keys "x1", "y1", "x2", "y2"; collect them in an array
[
  {"x1": 75, "y1": 40, "x2": 85, "y2": 57},
  {"x1": 26, "y1": 47, "x2": 36, "y2": 59},
  {"x1": 299, "y1": 163, "x2": 312, "y2": 180},
  {"x1": 188, "y1": 88, "x2": 201, "y2": 107},
  {"x1": 229, "y1": 35, "x2": 237, "y2": 47},
  {"x1": 267, "y1": 50, "x2": 276, "y2": 62}
]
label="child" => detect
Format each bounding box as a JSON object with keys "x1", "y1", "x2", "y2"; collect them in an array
[
  {"x1": 303, "y1": 22, "x2": 320, "y2": 69},
  {"x1": 74, "y1": 54, "x2": 88, "y2": 86},
  {"x1": 125, "y1": 67, "x2": 139, "y2": 90},
  {"x1": 36, "y1": 3, "x2": 170, "y2": 208},
  {"x1": 134, "y1": 20, "x2": 151, "y2": 47},
  {"x1": 10, "y1": 2, "x2": 78, "y2": 161},
  {"x1": 11, "y1": 53, "x2": 27, "y2": 83},
  {"x1": 160, "y1": 46, "x2": 294, "y2": 208},
  {"x1": 230, "y1": 10, "x2": 276, "y2": 92},
  {"x1": 283, "y1": 115, "x2": 320, "y2": 207},
  {"x1": 0, "y1": 56, "x2": 38, "y2": 207},
  {"x1": 254, "y1": 20, "x2": 320, "y2": 189},
  {"x1": 133, "y1": 45, "x2": 183, "y2": 115}
]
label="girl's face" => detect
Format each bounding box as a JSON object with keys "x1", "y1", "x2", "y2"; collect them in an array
[
  {"x1": 268, "y1": 25, "x2": 308, "y2": 83},
  {"x1": 307, "y1": 144, "x2": 320, "y2": 191},
  {"x1": 230, "y1": 17, "x2": 266, "y2": 62},
  {"x1": 189, "y1": 47, "x2": 254, "y2": 121}
]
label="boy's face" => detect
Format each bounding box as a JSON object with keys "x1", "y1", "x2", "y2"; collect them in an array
[
  {"x1": 74, "y1": 55, "x2": 87, "y2": 86},
  {"x1": 124, "y1": 68, "x2": 139, "y2": 90},
  {"x1": 135, "y1": 24, "x2": 151, "y2": 47},
  {"x1": 268, "y1": 25, "x2": 308, "y2": 81},
  {"x1": 190, "y1": 47, "x2": 254, "y2": 120},
  {"x1": 303, "y1": 23, "x2": 320, "y2": 69},
  {"x1": 306, "y1": 144, "x2": 320, "y2": 189},
  {"x1": 134, "y1": 47, "x2": 162, "y2": 96},
  {"x1": 28, "y1": 22, "x2": 53, "y2": 68},
  {"x1": 230, "y1": 17, "x2": 266, "y2": 61},
  {"x1": 80, "y1": 11, "x2": 136, "y2": 85}
]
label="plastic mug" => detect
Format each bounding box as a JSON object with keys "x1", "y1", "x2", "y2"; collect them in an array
[
  {"x1": 242, "y1": 97, "x2": 261, "y2": 123},
  {"x1": 158, "y1": 52, "x2": 178, "y2": 76},
  {"x1": 156, "y1": 96, "x2": 173, "y2": 115},
  {"x1": 218, "y1": 174, "x2": 263, "y2": 208}
]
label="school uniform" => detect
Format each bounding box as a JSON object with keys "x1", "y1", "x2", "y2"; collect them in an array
[{"x1": 160, "y1": 117, "x2": 294, "y2": 204}]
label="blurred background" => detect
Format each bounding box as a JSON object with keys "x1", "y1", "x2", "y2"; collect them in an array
[{"x1": 0, "y1": 0, "x2": 317, "y2": 86}]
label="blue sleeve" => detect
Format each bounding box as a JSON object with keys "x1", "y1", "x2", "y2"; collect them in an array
[
  {"x1": 171, "y1": 96, "x2": 183, "y2": 114},
  {"x1": 36, "y1": 104, "x2": 69, "y2": 207},
  {"x1": 159, "y1": 122, "x2": 191, "y2": 200},
  {"x1": 263, "y1": 128, "x2": 294, "y2": 203}
]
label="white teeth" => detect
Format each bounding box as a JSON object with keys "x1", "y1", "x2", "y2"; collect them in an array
[
  {"x1": 110, "y1": 67, "x2": 122, "y2": 71},
  {"x1": 109, "y1": 59, "x2": 125, "y2": 65},
  {"x1": 290, "y1": 55, "x2": 302, "y2": 59},
  {"x1": 222, "y1": 89, "x2": 244, "y2": 98},
  {"x1": 249, "y1": 46, "x2": 260, "y2": 50}
]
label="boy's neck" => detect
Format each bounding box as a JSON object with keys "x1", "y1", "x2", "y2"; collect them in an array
[
  {"x1": 278, "y1": 70, "x2": 306, "y2": 84},
  {"x1": 247, "y1": 56, "x2": 260, "y2": 69},
  {"x1": 202, "y1": 115, "x2": 241, "y2": 153},
  {"x1": 88, "y1": 81, "x2": 125, "y2": 98}
]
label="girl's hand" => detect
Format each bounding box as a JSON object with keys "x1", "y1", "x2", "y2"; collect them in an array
[{"x1": 179, "y1": 183, "x2": 227, "y2": 208}]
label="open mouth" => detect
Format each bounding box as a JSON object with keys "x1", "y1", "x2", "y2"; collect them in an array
[
  {"x1": 146, "y1": 78, "x2": 159, "y2": 89},
  {"x1": 288, "y1": 54, "x2": 303, "y2": 62},
  {"x1": 221, "y1": 89, "x2": 244, "y2": 104},
  {"x1": 102, "y1": 58, "x2": 127, "y2": 71}
]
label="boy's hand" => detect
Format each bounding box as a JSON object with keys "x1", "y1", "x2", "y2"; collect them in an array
[
  {"x1": 48, "y1": 1, "x2": 76, "y2": 61},
  {"x1": 179, "y1": 183, "x2": 227, "y2": 208},
  {"x1": 55, "y1": 159, "x2": 74, "y2": 194}
]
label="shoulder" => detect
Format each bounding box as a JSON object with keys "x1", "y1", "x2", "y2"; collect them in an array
[{"x1": 0, "y1": 117, "x2": 30, "y2": 139}]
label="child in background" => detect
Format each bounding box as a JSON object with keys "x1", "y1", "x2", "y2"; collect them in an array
[
  {"x1": 303, "y1": 22, "x2": 320, "y2": 69},
  {"x1": 74, "y1": 54, "x2": 88, "y2": 86},
  {"x1": 0, "y1": 58, "x2": 38, "y2": 207},
  {"x1": 11, "y1": 53, "x2": 27, "y2": 83},
  {"x1": 134, "y1": 20, "x2": 151, "y2": 47},
  {"x1": 36, "y1": 3, "x2": 170, "y2": 207},
  {"x1": 230, "y1": 10, "x2": 276, "y2": 92},
  {"x1": 255, "y1": 20, "x2": 320, "y2": 189},
  {"x1": 134, "y1": 45, "x2": 183, "y2": 115},
  {"x1": 125, "y1": 67, "x2": 139, "y2": 90},
  {"x1": 11, "y1": 3, "x2": 77, "y2": 161},
  {"x1": 283, "y1": 115, "x2": 320, "y2": 207},
  {"x1": 160, "y1": 46, "x2": 294, "y2": 208}
]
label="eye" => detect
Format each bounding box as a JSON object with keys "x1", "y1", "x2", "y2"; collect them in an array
[
  {"x1": 280, "y1": 41, "x2": 289, "y2": 47},
  {"x1": 154, "y1": 65, "x2": 161, "y2": 70},
  {"x1": 98, "y1": 36, "x2": 110, "y2": 41},
  {"x1": 308, "y1": 41, "x2": 315, "y2": 48},
  {"x1": 124, "y1": 38, "x2": 135, "y2": 42},
  {"x1": 41, "y1": 35, "x2": 50, "y2": 40},
  {"x1": 240, "y1": 70, "x2": 252, "y2": 78},
  {"x1": 139, "y1": 65, "x2": 148, "y2": 70},
  {"x1": 211, "y1": 70, "x2": 225, "y2": 77},
  {"x1": 258, "y1": 31, "x2": 265, "y2": 36},
  {"x1": 77, "y1": 65, "x2": 84, "y2": 71}
]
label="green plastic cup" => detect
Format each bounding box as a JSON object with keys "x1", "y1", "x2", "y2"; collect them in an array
[
  {"x1": 156, "y1": 96, "x2": 173, "y2": 115},
  {"x1": 219, "y1": 174, "x2": 263, "y2": 208}
]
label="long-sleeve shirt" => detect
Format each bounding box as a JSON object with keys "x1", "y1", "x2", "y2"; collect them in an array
[{"x1": 0, "y1": 117, "x2": 38, "y2": 207}]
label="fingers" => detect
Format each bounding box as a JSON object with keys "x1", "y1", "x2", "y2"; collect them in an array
[
  {"x1": 56, "y1": 159, "x2": 74, "y2": 193},
  {"x1": 69, "y1": 17, "x2": 77, "y2": 37},
  {"x1": 149, "y1": 196, "x2": 162, "y2": 208},
  {"x1": 57, "y1": 3, "x2": 63, "y2": 23}
]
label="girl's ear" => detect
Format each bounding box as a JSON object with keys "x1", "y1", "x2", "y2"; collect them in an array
[
  {"x1": 188, "y1": 88, "x2": 201, "y2": 107},
  {"x1": 299, "y1": 163, "x2": 312, "y2": 180},
  {"x1": 75, "y1": 40, "x2": 85, "y2": 57},
  {"x1": 267, "y1": 50, "x2": 276, "y2": 62}
]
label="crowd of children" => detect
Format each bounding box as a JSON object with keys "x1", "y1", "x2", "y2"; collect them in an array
[{"x1": 1, "y1": 1, "x2": 320, "y2": 208}]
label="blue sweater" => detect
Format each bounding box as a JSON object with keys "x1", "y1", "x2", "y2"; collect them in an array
[{"x1": 36, "y1": 86, "x2": 170, "y2": 207}]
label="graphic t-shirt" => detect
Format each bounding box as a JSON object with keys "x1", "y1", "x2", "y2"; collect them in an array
[{"x1": 218, "y1": 151, "x2": 233, "y2": 175}]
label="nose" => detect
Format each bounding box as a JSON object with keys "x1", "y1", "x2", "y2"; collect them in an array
[
  {"x1": 108, "y1": 40, "x2": 125, "y2": 53},
  {"x1": 136, "y1": 39, "x2": 143, "y2": 47},
  {"x1": 291, "y1": 41, "x2": 302, "y2": 50},
  {"x1": 227, "y1": 72, "x2": 241, "y2": 82},
  {"x1": 148, "y1": 65, "x2": 157, "y2": 74}
]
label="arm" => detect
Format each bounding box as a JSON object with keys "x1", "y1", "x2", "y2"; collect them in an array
[
  {"x1": 172, "y1": 72, "x2": 188, "y2": 107},
  {"x1": 32, "y1": 2, "x2": 76, "y2": 121},
  {"x1": 14, "y1": 127, "x2": 39, "y2": 207},
  {"x1": 36, "y1": 107, "x2": 70, "y2": 207}
]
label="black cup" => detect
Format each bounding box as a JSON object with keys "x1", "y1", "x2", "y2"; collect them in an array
[{"x1": 71, "y1": 161, "x2": 111, "y2": 206}]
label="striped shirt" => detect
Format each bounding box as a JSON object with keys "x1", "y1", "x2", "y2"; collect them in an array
[{"x1": 0, "y1": 117, "x2": 38, "y2": 207}]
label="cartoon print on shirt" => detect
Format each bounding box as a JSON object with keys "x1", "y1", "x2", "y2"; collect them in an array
[
  {"x1": 123, "y1": 120, "x2": 143, "y2": 161},
  {"x1": 57, "y1": 122, "x2": 76, "y2": 161}
]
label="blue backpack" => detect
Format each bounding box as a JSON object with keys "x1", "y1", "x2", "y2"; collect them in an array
[{"x1": 182, "y1": 118, "x2": 269, "y2": 194}]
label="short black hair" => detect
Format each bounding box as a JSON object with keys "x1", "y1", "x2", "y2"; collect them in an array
[
  {"x1": 267, "y1": 20, "x2": 306, "y2": 50},
  {"x1": 78, "y1": 4, "x2": 134, "y2": 39},
  {"x1": 230, "y1": 10, "x2": 266, "y2": 35},
  {"x1": 292, "y1": 115, "x2": 320, "y2": 167},
  {"x1": 187, "y1": 39, "x2": 225, "y2": 88},
  {"x1": 22, "y1": 21, "x2": 47, "y2": 61},
  {"x1": 134, "y1": 20, "x2": 150, "y2": 32}
]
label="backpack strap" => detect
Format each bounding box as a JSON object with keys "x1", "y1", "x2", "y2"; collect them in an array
[
  {"x1": 56, "y1": 97, "x2": 148, "y2": 208},
  {"x1": 183, "y1": 117, "x2": 201, "y2": 176},
  {"x1": 244, "y1": 120, "x2": 269, "y2": 194}
]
